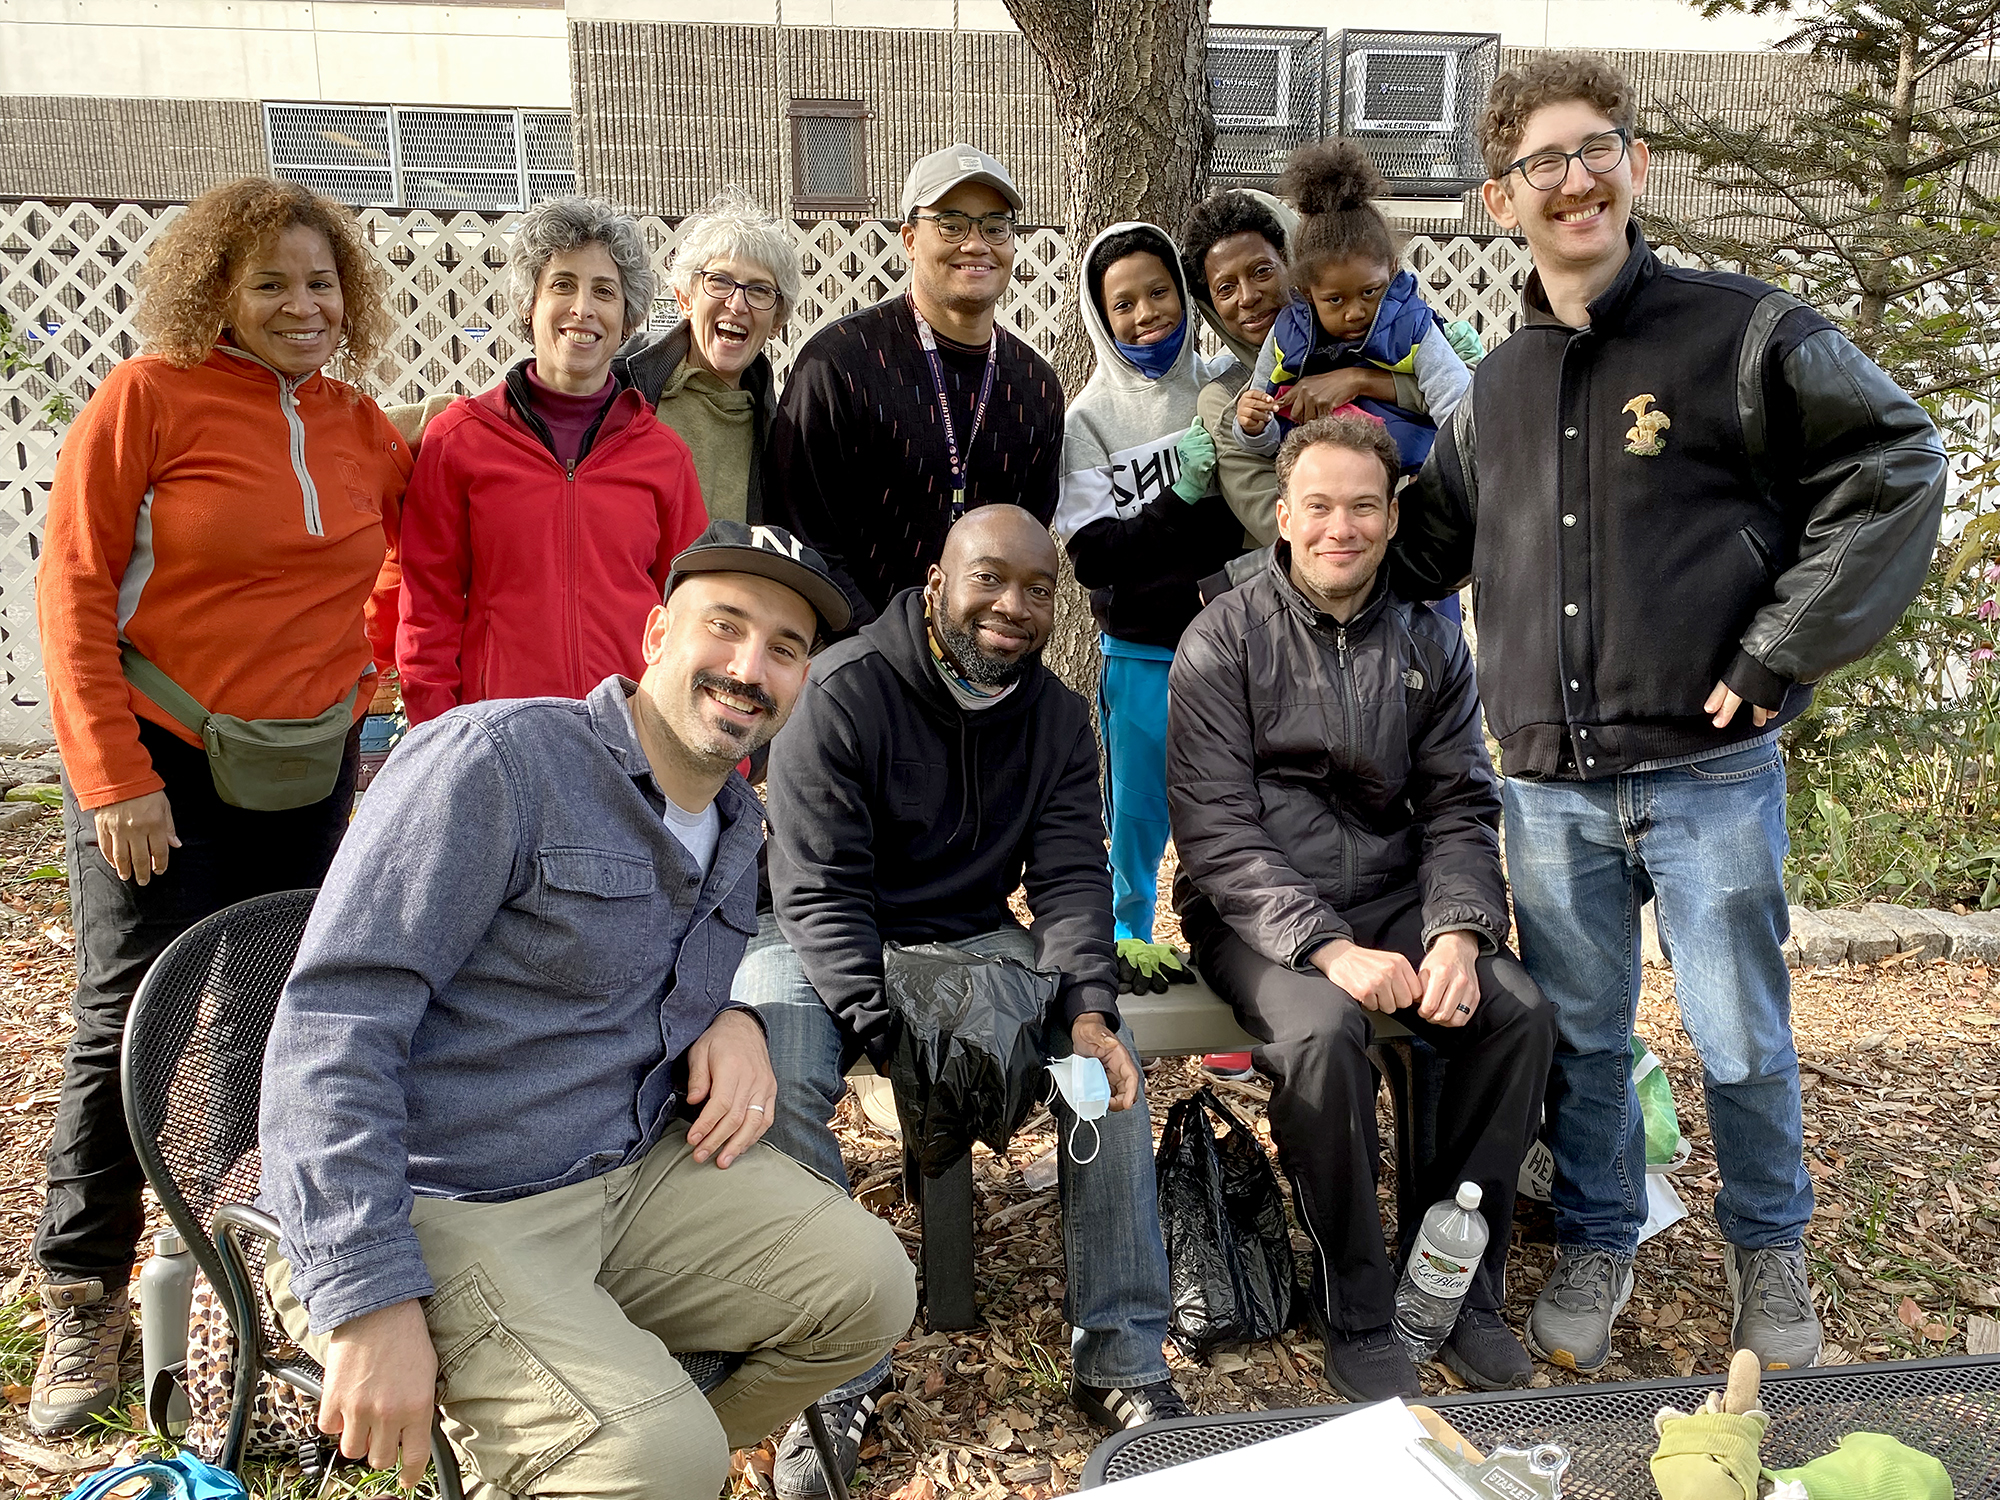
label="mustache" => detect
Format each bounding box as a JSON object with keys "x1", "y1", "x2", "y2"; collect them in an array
[{"x1": 692, "y1": 670, "x2": 778, "y2": 717}]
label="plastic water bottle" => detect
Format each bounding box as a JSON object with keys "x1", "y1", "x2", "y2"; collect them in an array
[
  {"x1": 1393, "y1": 1182, "x2": 1489, "y2": 1364},
  {"x1": 138, "y1": 1227, "x2": 194, "y2": 1433}
]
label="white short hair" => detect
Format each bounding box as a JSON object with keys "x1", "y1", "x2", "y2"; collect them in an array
[
  {"x1": 669, "y1": 188, "x2": 802, "y2": 321},
  {"x1": 507, "y1": 196, "x2": 654, "y2": 338}
]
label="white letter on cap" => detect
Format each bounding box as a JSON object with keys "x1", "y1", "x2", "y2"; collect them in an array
[{"x1": 749, "y1": 525, "x2": 804, "y2": 559}]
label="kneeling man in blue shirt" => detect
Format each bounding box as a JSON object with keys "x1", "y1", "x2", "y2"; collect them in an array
[{"x1": 260, "y1": 522, "x2": 916, "y2": 1500}]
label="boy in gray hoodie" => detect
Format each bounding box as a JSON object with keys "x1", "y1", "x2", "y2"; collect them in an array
[{"x1": 1052, "y1": 222, "x2": 1248, "y2": 977}]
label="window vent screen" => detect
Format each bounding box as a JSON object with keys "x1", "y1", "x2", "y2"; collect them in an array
[{"x1": 265, "y1": 103, "x2": 576, "y2": 211}]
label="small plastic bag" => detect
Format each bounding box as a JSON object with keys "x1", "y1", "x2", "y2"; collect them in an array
[
  {"x1": 883, "y1": 942, "x2": 1060, "y2": 1178},
  {"x1": 1155, "y1": 1086, "x2": 1296, "y2": 1359},
  {"x1": 63, "y1": 1453, "x2": 249, "y2": 1500}
]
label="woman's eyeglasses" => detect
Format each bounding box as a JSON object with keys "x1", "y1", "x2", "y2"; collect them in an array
[{"x1": 699, "y1": 271, "x2": 780, "y2": 311}]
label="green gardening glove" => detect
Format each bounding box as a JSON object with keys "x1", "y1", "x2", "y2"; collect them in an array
[
  {"x1": 1443, "y1": 319, "x2": 1486, "y2": 368},
  {"x1": 1767, "y1": 1433, "x2": 1953, "y2": 1500},
  {"x1": 1115, "y1": 938, "x2": 1195, "y2": 994},
  {"x1": 1170, "y1": 424, "x2": 1217, "y2": 503}
]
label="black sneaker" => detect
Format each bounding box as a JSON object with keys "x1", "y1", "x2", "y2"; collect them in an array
[
  {"x1": 1070, "y1": 1377, "x2": 1191, "y2": 1431},
  {"x1": 772, "y1": 1377, "x2": 888, "y2": 1500},
  {"x1": 1440, "y1": 1307, "x2": 1533, "y2": 1390},
  {"x1": 1322, "y1": 1326, "x2": 1422, "y2": 1403}
]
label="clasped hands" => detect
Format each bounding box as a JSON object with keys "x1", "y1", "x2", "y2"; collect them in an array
[{"x1": 1310, "y1": 929, "x2": 1483, "y2": 1028}]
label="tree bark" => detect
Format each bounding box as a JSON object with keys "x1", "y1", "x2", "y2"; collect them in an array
[{"x1": 1004, "y1": 0, "x2": 1215, "y2": 697}]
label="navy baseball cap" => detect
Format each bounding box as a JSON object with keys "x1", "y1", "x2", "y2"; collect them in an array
[{"x1": 668, "y1": 520, "x2": 851, "y2": 635}]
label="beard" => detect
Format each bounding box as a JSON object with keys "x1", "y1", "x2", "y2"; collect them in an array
[{"x1": 933, "y1": 593, "x2": 1042, "y2": 687}]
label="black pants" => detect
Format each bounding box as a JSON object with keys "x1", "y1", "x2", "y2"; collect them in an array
[
  {"x1": 35, "y1": 718, "x2": 359, "y2": 1284},
  {"x1": 1189, "y1": 886, "x2": 1555, "y2": 1333}
]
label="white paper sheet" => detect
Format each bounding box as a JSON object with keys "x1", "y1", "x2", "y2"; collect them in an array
[{"x1": 1089, "y1": 1398, "x2": 1461, "y2": 1497}]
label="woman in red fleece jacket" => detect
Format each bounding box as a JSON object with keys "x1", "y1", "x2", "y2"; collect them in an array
[
  {"x1": 396, "y1": 198, "x2": 708, "y2": 724},
  {"x1": 30, "y1": 178, "x2": 409, "y2": 1436}
]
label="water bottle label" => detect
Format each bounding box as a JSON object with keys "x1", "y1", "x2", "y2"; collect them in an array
[{"x1": 1407, "y1": 1235, "x2": 1478, "y2": 1300}]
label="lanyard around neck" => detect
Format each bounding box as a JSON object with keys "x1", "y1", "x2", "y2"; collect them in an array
[{"x1": 907, "y1": 294, "x2": 999, "y2": 523}]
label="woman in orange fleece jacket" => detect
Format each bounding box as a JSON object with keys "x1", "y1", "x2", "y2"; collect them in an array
[{"x1": 28, "y1": 179, "x2": 410, "y2": 1437}]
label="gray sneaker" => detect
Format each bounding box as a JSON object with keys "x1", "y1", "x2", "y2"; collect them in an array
[
  {"x1": 1525, "y1": 1249, "x2": 1633, "y2": 1374},
  {"x1": 1726, "y1": 1244, "x2": 1823, "y2": 1370}
]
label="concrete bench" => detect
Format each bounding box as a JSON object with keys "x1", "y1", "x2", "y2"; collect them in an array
[{"x1": 874, "y1": 968, "x2": 1426, "y2": 1331}]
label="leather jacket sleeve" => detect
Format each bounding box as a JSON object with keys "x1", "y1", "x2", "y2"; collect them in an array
[
  {"x1": 1166, "y1": 610, "x2": 1353, "y2": 968},
  {"x1": 1726, "y1": 310, "x2": 1947, "y2": 708},
  {"x1": 1390, "y1": 397, "x2": 1479, "y2": 601}
]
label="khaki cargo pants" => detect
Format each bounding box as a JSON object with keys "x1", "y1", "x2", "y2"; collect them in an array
[{"x1": 270, "y1": 1122, "x2": 916, "y2": 1500}]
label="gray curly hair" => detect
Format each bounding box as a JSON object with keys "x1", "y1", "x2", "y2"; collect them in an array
[
  {"x1": 507, "y1": 196, "x2": 654, "y2": 339},
  {"x1": 669, "y1": 188, "x2": 802, "y2": 325}
]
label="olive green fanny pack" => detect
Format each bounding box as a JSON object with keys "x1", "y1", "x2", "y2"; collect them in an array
[{"x1": 119, "y1": 645, "x2": 358, "y2": 812}]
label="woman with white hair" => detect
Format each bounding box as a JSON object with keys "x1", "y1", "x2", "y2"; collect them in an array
[
  {"x1": 621, "y1": 188, "x2": 801, "y2": 522},
  {"x1": 396, "y1": 195, "x2": 707, "y2": 724}
]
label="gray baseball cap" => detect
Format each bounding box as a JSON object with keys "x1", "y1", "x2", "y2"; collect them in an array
[{"x1": 899, "y1": 143, "x2": 1024, "y2": 219}]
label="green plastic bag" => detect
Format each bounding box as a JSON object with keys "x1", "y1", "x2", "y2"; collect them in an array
[{"x1": 1632, "y1": 1034, "x2": 1689, "y2": 1170}]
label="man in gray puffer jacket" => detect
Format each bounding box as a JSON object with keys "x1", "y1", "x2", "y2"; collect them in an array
[{"x1": 1168, "y1": 413, "x2": 1554, "y2": 1404}]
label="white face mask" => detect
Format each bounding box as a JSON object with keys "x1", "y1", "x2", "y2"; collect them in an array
[{"x1": 1044, "y1": 1053, "x2": 1110, "y2": 1164}]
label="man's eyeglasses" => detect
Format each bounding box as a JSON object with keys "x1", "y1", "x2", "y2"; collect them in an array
[
  {"x1": 698, "y1": 271, "x2": 780, "y2": 311},
  {"x1": 1502, "y1": 129, "x2": 1631, "y2": 192},
  {"x1": 909, "y1": 211, "x2": 1018, "y2": 245}
]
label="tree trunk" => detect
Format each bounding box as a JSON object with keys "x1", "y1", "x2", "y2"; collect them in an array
[
  {"x1": 1856, "y1": 22, "x2": 1920, "y2": 340},
  {"x1": 1005, "y1": 0, "x2": 1215, "y2": 697}
]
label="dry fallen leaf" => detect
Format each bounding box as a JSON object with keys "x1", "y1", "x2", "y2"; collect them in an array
[{"x1": 1898, "y1": 1296, "x2": 1925, "y2": 1330}]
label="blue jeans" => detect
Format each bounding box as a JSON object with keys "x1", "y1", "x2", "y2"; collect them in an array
[
  {"x1": 1502, "y1": 739, "x2": 1811, "y2": 1259},
  {"x1": 1099, "y1": 640, "x2": 1174, "y2": 942},
  {"x1": 731, "y1": 917, "x2": 1173, "y2": 1399}
]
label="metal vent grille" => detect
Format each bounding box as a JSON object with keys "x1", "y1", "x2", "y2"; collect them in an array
[
  {"x1": 265, "y1": 103, "x2": 576, "y2": 211},
  {"x1": 1207, "y1": 26, "x2": 1328, "y2": 189},
  {"x1": 1336, "y1": 30, "x2": 1500, "y2": 195},
  {"x1": 262, "y1": 104, "x2": 396, "y2": 206},
  {"x1": 800, "y1": 115, "x2": 861, "y2": 200}
]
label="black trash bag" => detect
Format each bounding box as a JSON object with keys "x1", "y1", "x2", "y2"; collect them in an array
[
  {"x1": 1156, "y1": 1086, "x2": 1296, "y2": 1359},
  {"x1": 883, "y1": 942, "x2": 1059, "y2": 1178}
]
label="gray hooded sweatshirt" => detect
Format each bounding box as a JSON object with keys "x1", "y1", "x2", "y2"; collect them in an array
[{"x1": 1053, "y1": 221, "x2": 1249, "y2": 647}]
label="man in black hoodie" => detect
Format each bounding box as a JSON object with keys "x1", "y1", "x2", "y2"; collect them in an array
[{"x1": 737, "y1": 505, "x2": 1182, "y2": 1499}]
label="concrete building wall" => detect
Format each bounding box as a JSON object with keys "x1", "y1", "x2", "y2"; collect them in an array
[
  {"x1": 0, "y1": 95, "x2": 265, "y2": 199},
  {"x1": 0, "y1": 0, "x2": 569, "y2": 108}
]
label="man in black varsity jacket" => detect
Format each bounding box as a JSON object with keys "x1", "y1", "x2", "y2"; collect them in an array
[{"x1": 1395, "y1": 52, "x2": 1946, "y2": 1379}]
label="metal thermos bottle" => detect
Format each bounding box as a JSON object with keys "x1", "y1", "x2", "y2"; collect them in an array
[{"x1": 138, "y1": 1227, "x2": 194, "y2": 1433}]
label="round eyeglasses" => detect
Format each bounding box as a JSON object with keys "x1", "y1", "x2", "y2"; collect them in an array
[
  {"x1": 909, "y1": 210, "x2": 1018, "y2": 245},
  {"x1": 699, "y1": 271, "x2": 779, "y2": 311},
  {"x1": 1503, "y1": 129, "x2": 1630, "y2": 192}
]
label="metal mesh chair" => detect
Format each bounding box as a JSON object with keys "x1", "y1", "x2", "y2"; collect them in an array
[
  {"x1": 119, "y1": 888, "x2": 464, "y2": 1494},
  {"x1": 121, "y1": 889, "x2": 851, "y2": 1499},
  {"x1": 1078, "y1": 1354, "x2": 2000, "y2": 1494}
]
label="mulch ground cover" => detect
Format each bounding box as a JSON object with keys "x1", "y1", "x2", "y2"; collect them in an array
[{"x1": 1, "y1": 805, "x2": 1996, "y2": 1498}]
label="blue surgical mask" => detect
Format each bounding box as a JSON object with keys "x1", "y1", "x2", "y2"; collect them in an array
[
  {"x1": 1113, "y1": 320, "x2": 1187, "y2": 381},
  {"x1": 1045, "y1": 1053, "x2": 1111, "y2": 1163}
]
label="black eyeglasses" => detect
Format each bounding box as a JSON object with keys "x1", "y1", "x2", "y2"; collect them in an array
[
  {"x1": 1502, "y1": 129, "x2": 1631, "y2": 192},
  {"x1": 909, "y1": 211, "x2": 1018, "y2": 245},
  {"x1": 698, "y1": 271, "x2": 779, "y2": 311}
]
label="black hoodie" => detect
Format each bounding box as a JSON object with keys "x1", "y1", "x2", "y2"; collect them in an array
[{"x1": 765, "y1": 588, "x2": 1119, "y2": 1060}]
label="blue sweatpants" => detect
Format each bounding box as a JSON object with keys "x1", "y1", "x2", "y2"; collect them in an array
[{"x1": 1098, "y1": 638, "x2": 1175, "y2": 943}]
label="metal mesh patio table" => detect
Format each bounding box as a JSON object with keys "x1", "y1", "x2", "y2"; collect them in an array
[{"x1": 1079, "y1": 1354, "x2": 2000, "y2": 1496}]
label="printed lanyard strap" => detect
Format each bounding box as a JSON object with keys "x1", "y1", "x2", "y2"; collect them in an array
[{"x1": 908, "y1": 294, "x2": 999, "y2": 523}]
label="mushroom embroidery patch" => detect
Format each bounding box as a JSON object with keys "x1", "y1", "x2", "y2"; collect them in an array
[{"x1": 1623, "y1": 394, "x2": 1671, "y2": 456}]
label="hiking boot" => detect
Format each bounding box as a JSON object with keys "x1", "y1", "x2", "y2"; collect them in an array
[
  {"x1": 1322, "y1": 1327, "x2": 1422, "y2": 1402},
  {"x1": 1070, "y1": 1377, "x2": 1190, "y2": 1431},
  {"x1": 1526, "y1": 1249, "x2": 1633, "y2": 1374},
  {"x1": 1440, "y1": 1307, "x2": 1533, "y2": 1391},
  {"x1": 772, "y1": 1376, "x2": 890, "y2": 1500},
  {"x1": 1727, "y1": 1243, "x2": 1823, "y2": 1371},
  {"x1": 28, "y1": 1277, "x2": 131, "y2": 1436}
]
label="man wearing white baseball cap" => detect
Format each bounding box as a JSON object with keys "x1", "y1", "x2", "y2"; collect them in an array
[{"x1": 764, "y1": 143, "x2": 1066, "y2": 628}]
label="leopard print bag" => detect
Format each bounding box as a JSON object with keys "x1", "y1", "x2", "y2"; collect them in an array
[{"x1": 180, "y1": 1269, "x2": 324, "y2": 1465}]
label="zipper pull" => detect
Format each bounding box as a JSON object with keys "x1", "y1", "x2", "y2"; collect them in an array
[{"x1": 1337, "y1": 627, "x2": 1349, "y2": 668}]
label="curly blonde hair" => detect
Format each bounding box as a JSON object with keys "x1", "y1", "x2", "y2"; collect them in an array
[
  {"x1": 134, "y1": 177, "x2": 393, "y2": 381},
  {"x1": 1478, "y1": 52, "x2": 1638, "y2": 182}
]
